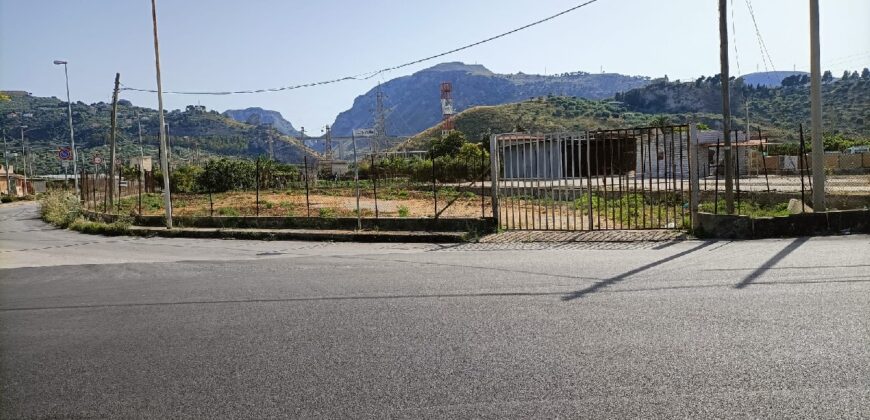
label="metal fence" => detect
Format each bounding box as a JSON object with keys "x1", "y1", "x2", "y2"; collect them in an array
[
  {"x1": 80, "y1": 152, "x2": 493, "y2": 220},
  {"x1": 490, "y1": 126, "x2": 691, "y2": 231}
]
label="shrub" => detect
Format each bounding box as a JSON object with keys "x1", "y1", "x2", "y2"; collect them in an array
[
  {"x1": 318, "y1": 207, "x2": 337, "y2": 218},
  {"x1": 1, "y1": 196, "x2": 12, "y2": 203},
  {"x1": 397, "y1": 205, "x2": 410, "y2": 218},
  {"x1": 39, "y1": 190, "x2": 82, "y2": 228},
  {"x1": 217, "y1": 207, "x2": 240, "y2": 216}
]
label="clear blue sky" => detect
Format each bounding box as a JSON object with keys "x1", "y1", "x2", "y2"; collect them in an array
[{"x1": 2, "y1": 0, "x2": 868, "y2": 132}]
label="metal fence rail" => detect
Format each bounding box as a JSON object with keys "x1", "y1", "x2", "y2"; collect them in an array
[{"x1": 491, "y1": 126, "x2": 691, "y2": 231}]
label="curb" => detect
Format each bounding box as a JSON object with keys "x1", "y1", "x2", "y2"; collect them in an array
[{"x1": 126, "y1": 226, "x2": 466, "y2": 243}]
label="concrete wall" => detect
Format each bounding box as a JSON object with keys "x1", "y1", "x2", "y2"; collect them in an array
[
  {"x1": 695, "y1": 209, "x2": 869, "y2": 239},
  {"x1": 83, "y1": 210, "x2": 497, "y2": 233}
]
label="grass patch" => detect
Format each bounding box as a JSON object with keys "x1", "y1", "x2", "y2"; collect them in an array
[
  {"x1": 397, "y1": 205, "x2": 410, "y2": 218},
  {"x1": 318, "y1": 207, "x2": 337, "y2": 218},
  {"x1": 39, "y1": 191, "x2": 82, "y2": 228},
  {"x1": 68, "y1": 217, "x2": 131, "y2": 236},
  {"x1": 217, "y1": 207, "x2": 240, "y2": 216},
  {"x1": 698, "y1": 199, "x2": 791, "y2": 217}
]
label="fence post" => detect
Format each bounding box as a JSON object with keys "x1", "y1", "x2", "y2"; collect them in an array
[
  {"x1": 352, "y1": 132, "x2": 361, "y2": 230},
  {"x1": 303, "y1": 155, "x2": 310, "y2": 217},
  {"x1": 371, "y1": 154, "x2": 379, "y2": 220},
  {"x1": 118, "y1": 165, "x2": 123, "y2": 213},
  {"x1": 758, "y1": 128, "x2": 771, "y2": 193},
  {"x1": 689, "y1": 124, "x2": 700, "y2": 231},
  {"x1": 256, "y1": 156, "x2": 260, "y2": 216},
  {"x1": 480, "y1": 151, "x2": 485, "y2": 218},
  {"x1": 432, "y1": 154, "x2": 438, "y2": 219},
  {"x1": 714, "y1": 138, "x2": 720, "y2": 214},
  {"x1": 797, "y1": 124, "x2": 812, "y2": 213},
  {"x1": 489, "y1": 134, "x2": 500, "y2": 226},
  {"x1": 137, "y1": 165, "x2": 142, "y2": 216}
]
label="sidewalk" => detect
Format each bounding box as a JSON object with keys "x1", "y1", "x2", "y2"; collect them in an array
[
  {"x1": 127, "y1": 226, "x2": 466, "y2": 243},
  {"x1": 480, "y1": 229, "x2": 691, "y2": 243}
]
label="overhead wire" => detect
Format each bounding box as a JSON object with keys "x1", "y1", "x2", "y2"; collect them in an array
[{"x1": 120, "y1": 0, "x2": 603, "y2": 95}]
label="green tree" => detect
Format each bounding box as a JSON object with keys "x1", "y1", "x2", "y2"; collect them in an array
[
  {"x1": 429, "y1": 131, "x2": 467, "y2": 158},
  {"x1": 822, "y1": 70, "x2": 833, "y2": 82},
  {"x1": 862, "y1": 68, "x2": 870, "y2": 80}
]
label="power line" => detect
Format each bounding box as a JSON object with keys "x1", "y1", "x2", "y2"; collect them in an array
[
  {"x1": 731, "y1": 0, "x2": 741, "y2": 75},
  {"x1": 744, "y1": 0, "x2": 777, "y2": 74},
  {"x1": 120, "y1": 0, "x2": 603, "y2": 96}
]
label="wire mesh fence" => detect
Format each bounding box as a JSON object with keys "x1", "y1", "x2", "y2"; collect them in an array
[
  {"x1": 80, "y1": 152, "x2": 493, "y2": 220},
  {"x1": 696, "y1": 127, "x2": 870, "y2": 217}
]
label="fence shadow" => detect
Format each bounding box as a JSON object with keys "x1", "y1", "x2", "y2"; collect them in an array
[
  {"x1": 734, "y1": 236, "x2": 809, "y2": 289},
  {"x1": 561, "y1": 241, "x2": 716, "y2": 301}
]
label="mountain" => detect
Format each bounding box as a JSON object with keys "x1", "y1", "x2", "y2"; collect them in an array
[
  {"x1": 403, "y1": 73, "x2": 869, "y2": 149},
  {"x1": 330, "y1": 62, "x2": 651, "y2": 137},
  {"x1": 739, "y1": 71, "x2": 807, "y2": 87},
  {"x1": 0, "y1": 93, "x2": 317, "y2": 175},
  {"x1": 223, "y1": 107, "x2": 301, "y2": 136},
  {"x1": 616, "y1": 74, "x2": 868, "y2": 140}
]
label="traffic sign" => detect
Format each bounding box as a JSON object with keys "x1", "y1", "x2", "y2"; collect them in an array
[
  {"x1": 58, "y1": 147, "x2": 73, "y2": 160},
  {"x1": 353, "y1": 128, "x2": 376, "y2": 137},
  {"x1": 61, "y1": 160, "x2": 70, "y2": 168}
]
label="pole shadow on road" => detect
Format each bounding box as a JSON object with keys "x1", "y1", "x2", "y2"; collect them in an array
[
  {"x1": 561, "y1": 241, "x2": 717, "y2": 301},
  {"x1": 734, "y1": 236, "x2": 809, "y2": 289}
]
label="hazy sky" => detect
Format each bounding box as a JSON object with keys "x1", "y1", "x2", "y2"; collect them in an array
[{"x1": 2, "y1": 0, "x2": 868, "y2": 132}]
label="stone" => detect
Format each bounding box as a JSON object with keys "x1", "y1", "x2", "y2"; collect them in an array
[{"x1": 787, "y1": 198, "x2": 813, "y2": 214}]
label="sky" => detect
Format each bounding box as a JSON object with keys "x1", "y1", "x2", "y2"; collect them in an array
[{"x1": 2, "y1": 0, "x2": 868, "y2": 132}]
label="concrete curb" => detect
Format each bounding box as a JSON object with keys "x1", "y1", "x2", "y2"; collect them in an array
[{"x1": 126, "y1": 226, "x2": 466, "y2": 243}]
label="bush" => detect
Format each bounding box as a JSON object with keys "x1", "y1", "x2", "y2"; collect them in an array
[
  {"x1": 397, "y1": 205, "x2": 410, "y2": 218},
  {"x1": 318, "y1": 207, "x2": 337, "y2": 218},
  {"x1": 39, "y1": 191, "x2": 82, "y2": 228},
  {"x1": 217, "y1": 207, "x2": 240, "y2": 216},
  {"x1": 1, "y1": 196, "x2": 12, "y2": 203},
  {"x1": 68, "y1": 217, "x2": 130, "y2": 236}
]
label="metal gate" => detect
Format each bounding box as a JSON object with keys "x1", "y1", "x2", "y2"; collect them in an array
[{"x1": 489, "y1": 126, "x2": 692, "y2": 231}]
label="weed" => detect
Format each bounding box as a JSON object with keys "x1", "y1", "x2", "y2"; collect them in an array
[
  {"x1": 318, "y1": 207, "x2": 337, "y2": 218},
  {"x1": 398, "y1": 205, "x2": 410, "y2": 218},
  {"x1": 218, "y1": 207, "x2": 240, "y2": 216}
]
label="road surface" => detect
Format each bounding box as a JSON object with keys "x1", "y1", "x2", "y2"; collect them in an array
[{"x1": 1, "y1": 202, "x2": 868, "y2": 418}]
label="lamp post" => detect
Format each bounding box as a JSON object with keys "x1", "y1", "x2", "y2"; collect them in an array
[{"x1": 53, "y1": 60, "x2": 78, "y2": 193}]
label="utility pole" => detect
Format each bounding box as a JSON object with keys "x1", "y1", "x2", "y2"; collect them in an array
[
  {"x1": 3, "y1": 130, "x2": 10, "y2": 196},
  {"x1": 108, "y1": 72, "x2": 120, "y2": 210},
  {"x1": 268, "y1": 129, "x2": 274, "y2": 160},
  {"x1": 20, "y1": 126, "x2": 28, "y2": 195},
  {"x1": 54, "y1": 60, "x2": 78, "y2": 193},
  {"x1": 374, "y1": 84, "x2": 386, "y2": 154},
  {"x1": 809, "y1": 0, "x2": 826, "y2": 210},
  {"x1": 136, "y1": 110, "x2": 145, "y2": 165},
  {"x1": 719, "y1": 0, "x2": 734, "y2": 213},
  {"x1": 151, "y1": 0, "x2": 172, "y2": 228}
]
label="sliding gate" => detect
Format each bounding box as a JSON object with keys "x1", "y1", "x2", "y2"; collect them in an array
[{"x1": 490, "y1": 126, "x2": 692, "y2": 231}]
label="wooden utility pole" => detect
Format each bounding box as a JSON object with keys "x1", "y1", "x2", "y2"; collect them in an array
[
  {"x1": 151, "y1": 0, "x2": 173, "y2": 228},
  {"x1": 809, "y1": 0, "x2": 826, "y2": 210},
  {"x1": 108, "y1": 72, "x2": 120, "y2": 211},
  {"x1": 719, "y1": 0, "x2": 734, "y2": 214}
]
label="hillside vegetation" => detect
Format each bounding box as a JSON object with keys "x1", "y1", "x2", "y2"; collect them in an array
[
  {"x1": 0, "y1": 92, "x2": 316, "y2": 175},
  {"x1": 404, "y1": 70, "x2": 869, "y2": 150}
]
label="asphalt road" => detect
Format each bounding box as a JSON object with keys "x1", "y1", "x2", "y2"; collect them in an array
[{"x1": 1, "y1": 202, "x2": 868, "y2": 418}]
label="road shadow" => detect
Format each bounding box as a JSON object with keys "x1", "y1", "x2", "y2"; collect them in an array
[
  {"x1": 561, "y1": 241, "x2": 716, "y2": 301},
  {"x1": 734, "y1": 236, "x2": 809, "y2": 289}
]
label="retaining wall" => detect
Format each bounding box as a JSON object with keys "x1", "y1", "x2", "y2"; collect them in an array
[{"x1": 695, "y1": 209, "x2": 869, "y2": 239}]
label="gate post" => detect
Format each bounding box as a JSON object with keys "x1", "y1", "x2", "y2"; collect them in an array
[
  {"x1": 689, "y1": 124, "x2": 701, "y2": 231},
  {"x1": 489, "y1": 134, "x2": 500, "y2": 226}
]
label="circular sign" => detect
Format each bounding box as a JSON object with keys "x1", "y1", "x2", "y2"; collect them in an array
[{"x1": 58, "y1": 147, "x2": 73, "y2": 160}]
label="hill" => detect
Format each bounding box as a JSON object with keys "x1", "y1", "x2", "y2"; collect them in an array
[
  {"x1": 223, "y1": 107, "x2": 301, "y2": 136},
  {"x1": 739, "y1": 71, "x2": 807, "y2": 87},
  {"x1": 0, "y1": 93, "x2": 317, "y2": 175},
  {"x1": 403, "y1": 71, "x2": 869, "y2": 149},
  {"x1": 330, "y1": 62, "x2": 651, "y2": 137}
]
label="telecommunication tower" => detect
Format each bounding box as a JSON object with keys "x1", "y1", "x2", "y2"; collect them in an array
[
  {"x1": 373, "y1": 83, "x2": 387, "y2": 154},
  {"x1": 440, "y1": 82, "x2": 455, "y2": 136}
]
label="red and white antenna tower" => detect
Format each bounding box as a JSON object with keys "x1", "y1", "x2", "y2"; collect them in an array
[{"x1": 440, "y1": 82, "x2": 454, "y2": 136}]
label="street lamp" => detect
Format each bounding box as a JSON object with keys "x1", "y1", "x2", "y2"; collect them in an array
[{"x1": 53, "y1": 60, "x2": 79, "y2": 193}]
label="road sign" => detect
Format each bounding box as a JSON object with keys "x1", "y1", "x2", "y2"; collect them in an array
[
  {"x1": 92, "y1": 155, "x2": 103, "y2": 165},
  {"x1": 61, "y1": 160, "x2": 70, "y2": 168},
  {"x1": 58, "y1": 147, "x2": 73, "y2": 160},
  {"x1": 353, "y1": 128, "x2": 376, "y2": 137}
]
